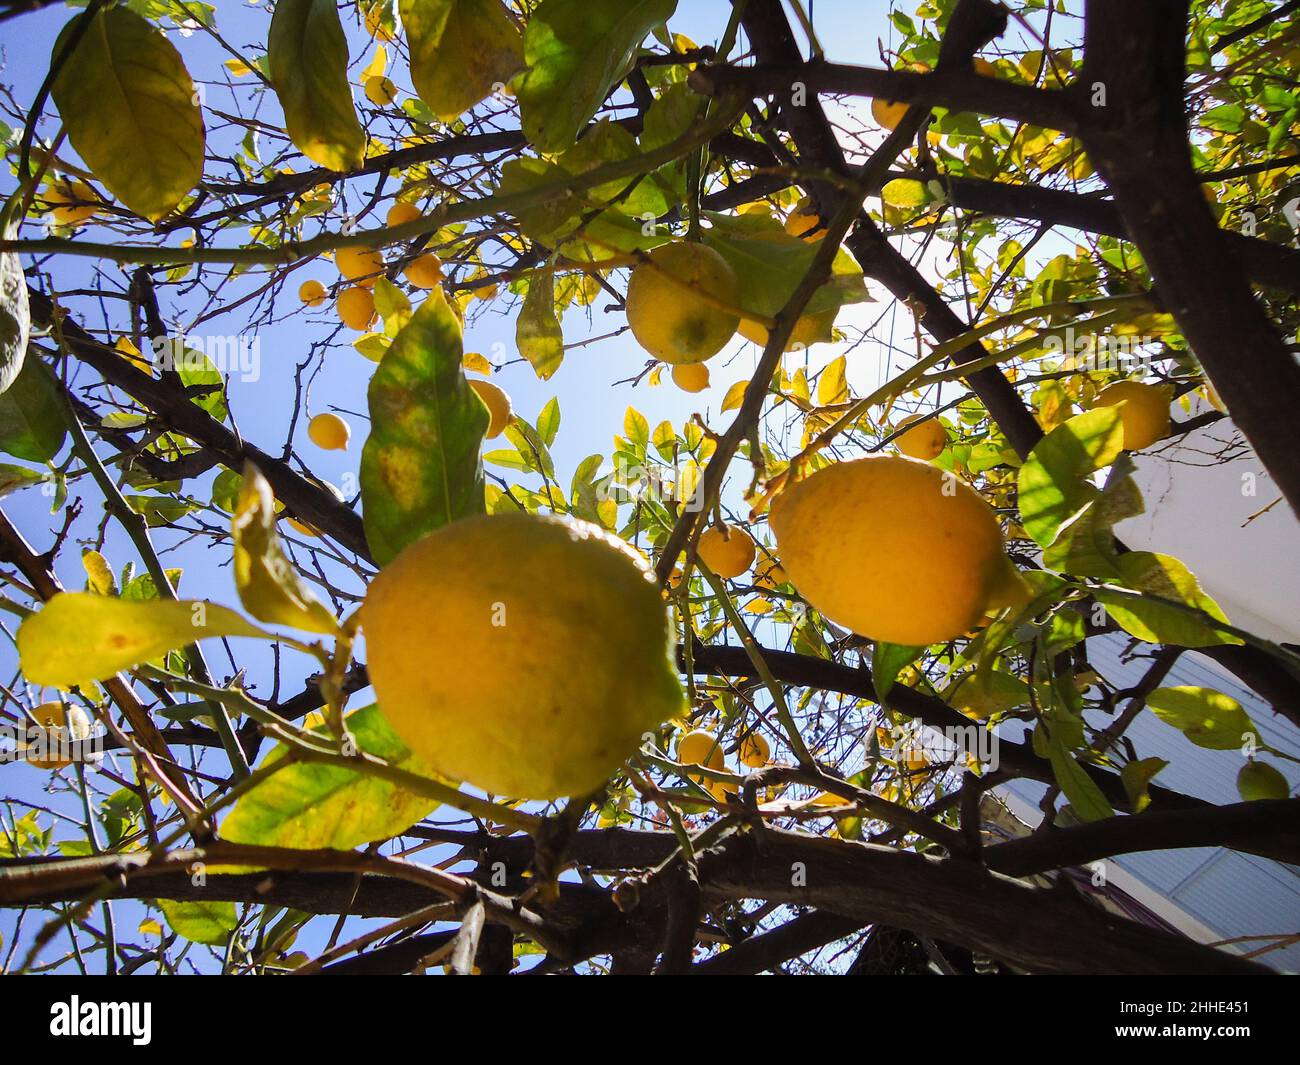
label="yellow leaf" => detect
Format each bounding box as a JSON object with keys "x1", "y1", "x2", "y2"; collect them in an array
[
  {"x1": 816, "y1": 355, "x2": 849, "y2": 406},
  {"x1": 81, "y1": 550, "x2": 117, "y2": 596},
  {"x1": 232, "y1": 464, "x2": 342, "y2": 636},
  {"x1": 462, "y1": 351, "x2": 492, "y2": 374},
  {"x1": 268, "y1": 0, "x2": 366, "y2": 171},
  {"x1": 225, "y1": 58, "x2": 253, "y2": 77},
  {"x1": 361, "y1": 43, "x2": 389, "y2": 80},
  {"x1": 138, "y1": 919, "x2": 163, "y2": 937},
  {"x1": 403, "y1": 0, "x2": 523, "y2": 121},
  {"x1": 50, "y1": 8, "x2": 205, "y2": 220},
  {"x1": 17, "y1": 594, "x2": 266, "y2": 690},
  {"x1": 721, "y1": 379, "x2": 747, "y2": 412}
]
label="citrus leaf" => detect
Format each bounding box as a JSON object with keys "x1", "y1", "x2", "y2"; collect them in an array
[
  {"x1": 516, "y1": 268, "x2": 564, "y2": 379},
  {"x1": 232, "y1": 464, "x2": 341, "y2": 635},
  {"x1": 0, "y1": 464, "x2": 48, "y2": 497},
  {"x1": 221, "y1": 705, "x2": 440, "y2": 850},
  {"x1": 17, "y1": 593, "x2": 266, "y2": 690},
  {"x1": 817, "y1": 355, "x2": 849, "y2": 406},
  {"x1": 1120, "y1": 756, "x2": 1167, "y2": 813},
  {"x1": 268, "y1": 0, "x2": 365, "y2": 171},
  {"x1": 1040, "y1": 461, "x2": 1143, "y2": 577},
  {"x1": 1017, "y1": 406, "x2": 1125, "y2": 548},
  {"x1": 81, "y1": 549, "x2": 117, "y2": 596},
  {"x1": 0, "y1": 228, "x2": 28, "y2": 396},
  {"x1": 402, "y1": 0, "x2": 523, "y2": 121},
  {"x1": 1146, "y1": 686, "x2": 1259, "y2": 750},
  {"x1": 516, "y1": 0, "x2": 677, "y2": 152},
  {"x1": 361, "y1": 289, "x2": 489, "y2": 566},
  {"x1": 1095, "y1": 552, "x2": 1241, "y2": 647},
  {"x1": 1046, "y1": 733, "x2": 1114, "y2": 822},
  {"x1": 158, "y1": 899, "x2": 236, "y2": 947},
  {"x1": 0, "y1": 357, "x2": 63, "y2": 461},
  {"x1": 50, "y1": 8, "x2": 205, "y2": 220},
  {"x1": 872, "y1": 641, "x2": 922, "y2": 702}
]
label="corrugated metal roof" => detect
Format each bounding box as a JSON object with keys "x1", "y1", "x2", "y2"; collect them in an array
[{"x1": 999, "y1": 632, "x2": 1300, "y2": 971}]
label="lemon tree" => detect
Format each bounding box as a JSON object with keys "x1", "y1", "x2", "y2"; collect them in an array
[{"x1": 0, "y1": 0, "x2": 1296, "y2": 979}]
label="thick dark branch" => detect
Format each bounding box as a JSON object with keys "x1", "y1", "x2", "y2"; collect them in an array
[
  {"x1": 690, "y1": 910, "x2": 864, "y2": 974},
  {"x1": 1079, "y1": 0, "x2": 1300, "y2": 516},
  {"x1": 691, "y1": 61, "x2": 1078, "y2": 132},
  {"x1": 985, "y1": 799, "x2": 1300, "y2": 876}
]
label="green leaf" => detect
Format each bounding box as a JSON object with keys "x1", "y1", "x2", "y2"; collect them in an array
[
  {"x1": 232, "y1": 464, "x2": 341, "y2": 635},
  {"x1": 536, "y1": 397, "x2": 561, "y2": 447},
  {"x1": 702, "y1": 212, "x2": 870, "y2": 336},
  {"x1": 1017, "y1": 406, "x2": 1125, "y2": 548},
  {"x1": 881, "y1": 178, "x2": 931, "y2": 208},
  {"x1": 0, "y1": 230, "x2": 28, "y2": 396},
  {"x1": 623, "y1": 406, "x2": 649, "y2": 449},
  {"x1": 17, "y1": 592, "x2": 265, "y2": 690},
  {"x1": 0, "y1": 358, "x2": 66, "y2": 462},
  {"x1": 268, "y1": 0, "x2": 365, "y2": 171},
  {"x1": 872, "y1": 642, "x2": 922, "y2": 702},
  {"x1": 0, "y1": 463, "x2": 48, "y2": 498},
  {"x1": 373, "y1": 277, "x2": 412, "y2": 335},
  {"x1": 1046, "y1": 733, "x2": 1114, "y2": 822},
  {"x1": 402, "y1": 0, "x2": 523, "y2": 121},
  {"x1": 50, "y1": 8, "x2": 205, "y2": 220},
  {"x1": 516, "y1": 269, "x2": 564, "y2": 379},
  {"x1": 221, "y1": 705, "x2": 440, "y2": 850},
  {"x1": 516, "y1": 0, "x2": 677, "y2": 152},
  {"x1": 1040, "y1": 461, "x2": 1143, "y2": 577},
  {"x1": 158, "y1": 899, "x2": 236, "y2": 947},
  {"x1": 1146, "y1": 686, "x2": 1259, "y2": 750},
  {"x1": 1096, "y1": 552, "x2": 1241, "y2": 647},
  {"x1": 361, "y1": 289, "x2": 489, "y2": 566}
]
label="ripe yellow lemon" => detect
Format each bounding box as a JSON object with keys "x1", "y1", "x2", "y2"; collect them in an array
[
  {"x1": 42, "y1": 180, "x2": 98, "y2": 226},
  {"x1": 336, "y1": 246, "x2": 384, "y2": 287},
  {"x1": 738, "y1": 732, "x2": 770, "y2": 768},
  {"x1": 698, "y1": 523, "x2": 756, "y2": 578},
  {"x1": 308, "y1": 412, "x2": 351, "y2": 451},
  {"x1": 25, "y1": 702, "x2": 93, "y2": 770},
  {"x1": 337, "y1": 286, "x2": 376, "y2": 330},
  {"x1": 298, "y1": 279, "x2": 328, "y2": 307},
  {"x1": 678, "y1": 729, "x2": 724, "y2": 769},
  {"x1": 770, "y1": 456, "x2": 1026, "y2": 645},
  {"x1": 671, "y1": 362, "x2": 710, "y2": 393},
  {"x1": 468, "y1": 378, "x2": 512, "y2": 438},
  {"x1": 894, "y1": 414, "x2": 947, "y2": 460},
  {"x1": 1094, "y1": 380, "x2": 1171, "y2": 451},
  {"x1": 387, "y1": 201, "x2": 421, "y2": 228},
  {"x1": 625, "y1": 242, "x2": 740, "y2": 364},
  {"x1": 362, "y1": 514, "x2": 685, "y2": 798},
  {"x1": 364, "y1": 75, "x2": 397, "y2": 105},
  {"x1": 403, "y1": 253, "x2": 444, "y2": 289},
  {"x1": 872, "y1": 97, "x2": 910, "y2": 131}
]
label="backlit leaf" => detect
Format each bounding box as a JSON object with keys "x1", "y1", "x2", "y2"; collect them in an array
[
  {"x1": 0, "y1": 356, "x2": 64, "y2": 462},
  {"x1": 50, "y1": 8, "x2": 205, "y2": 220},
  {"x1": 221, "y1": 705, "x2": 440, "y2": 850},
  {"x1": 18, "y1": 593, "x2": 265, "y2": 690},
  {"x1": 232, "y1": 464, "x2": 341, "y2": 635},
  {"x1": 402, "y1": 0, "x2": 523, "y2": 121},
  {"x1": 158, "y1": 899, "x2": 236, "y2": 947},
  {"x1": 1146, "y1": 686, "x2": 1259, "y2": 750},
  {"x1": 1017, "y1": 406, "x2": 1124, "y2": 548},
  {"x1": 516, "y1": 269, "x2": 564, "y2": 379},
  {"x1": 361, "y1": 289, "x2": 489, "y2": 565},
  {"x1": 268, "y1": 0, "x2": 365, "y2": 171},
  {"x1": 516, "y1": 0, "x2": 677, "y2": 152}
]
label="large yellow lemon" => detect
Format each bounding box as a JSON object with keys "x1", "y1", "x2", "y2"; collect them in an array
[
  {"x1": 872, "y1": 97, "x2": 910, "y2": 131},
  {"x1": 698, "y1": 523, "x2": 756, "y2": 578},
  {"x1": 298, "y1": 279, "x2": 328, "y2": 307},
  {"x1": 769, "y1": 456, "x2": 1025, "y2": 645},
  {"x1": 894, "y1": 414, "x2": 947, "y2": 460},
  {"x1": 403, "y1": 253, "x2": 444, "y2": 290},
  {"x1": 387, "y1": 201, "x2": 421, "y2": 228},
  {"x1": 25, "y1": 702, "x2": 93, "y2": 770},
  {"x1": 625, "y1": 242, "x2": 740, "y2": 364},
  {"x1": 362, "y1": 514, "x2": 685, "y2": 799},
  {"x1": 677, "y1": 729, "x2": 724, "y2": 769},
  {"x1": 468, "y1": 378, "x2": 512, "y2": 438},
  {"x1": 1093, "y1": 380, "x2": 1171, "y2": 451}
]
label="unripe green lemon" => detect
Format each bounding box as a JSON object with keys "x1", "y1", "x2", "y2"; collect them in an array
[{"x1": 1237, "y1": 760, "x2": 1289, "y2": 801}]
